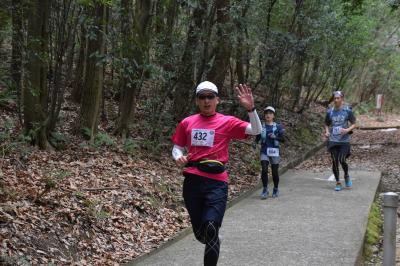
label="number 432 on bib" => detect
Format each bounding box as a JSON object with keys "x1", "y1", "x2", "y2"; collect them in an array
[{"x1": 191, "y1": 129, "x2": 215, "y2": 147}]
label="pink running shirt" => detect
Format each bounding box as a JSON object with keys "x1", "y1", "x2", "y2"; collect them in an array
[{"x1": 172, "y1": 113, "x2": 249, "y2": 182}]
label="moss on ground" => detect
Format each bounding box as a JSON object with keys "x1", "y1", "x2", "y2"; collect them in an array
[{"x1": 363, "y1": 198, "x2": 383, "y2": 258}]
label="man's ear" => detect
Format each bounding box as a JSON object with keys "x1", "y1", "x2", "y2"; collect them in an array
[{"x1": 216, "y1": 97, "x2": 220, "y2": 104}]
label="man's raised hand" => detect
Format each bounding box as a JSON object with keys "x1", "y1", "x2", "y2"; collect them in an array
[{"x1": 235, "y1": 84, "x2": 255, "y2": 112}]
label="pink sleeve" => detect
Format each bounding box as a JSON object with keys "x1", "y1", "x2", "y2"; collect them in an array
[
  {"x1": 171, "y1": 121, "x2": 188, "y2": 147},
  {"x1": 228, "y1": 116, "x2": 249, "y2": 140}
]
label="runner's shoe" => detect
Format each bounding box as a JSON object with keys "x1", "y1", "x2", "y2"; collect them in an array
[
  {"x1": 335, "y1": 182, "x2": 342, "y2": 191},
  {"x1": 272, "y1": 188, "x2": 279, "y2": 198},
  {"x1": 260, "y1": 187, "x2": 268, "y2": 199},
  {"x1": 345, "y1": 176, "x2": 352, "y2": 188}
]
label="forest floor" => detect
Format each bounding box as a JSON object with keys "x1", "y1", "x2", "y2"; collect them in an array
[{"x1": 0, "y1": 97, "x2": 325, "y2": 265}]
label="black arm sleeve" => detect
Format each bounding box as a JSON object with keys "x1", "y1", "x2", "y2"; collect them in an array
[
  {"x1": 324, "y1": 112, "x2": 331, "y2": 126},
  {"x1": 255, "y1": 134, "x2": 261, "y2": 144},
  {"x1": 275, "y1": 126, "x2": 285, "y2": 143},
  {"x1": 348, "y1": 110, "x2": 356, "y2": 124}
]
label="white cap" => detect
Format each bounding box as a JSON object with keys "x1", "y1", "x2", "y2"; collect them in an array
[
  {"x1": 264, "y1": 106, "x2": 276, "y2": 113},
  {"x1": 196, "y1": 81, "x2": 218, "y2": 95},
  {"x1": 332, "y1": 91, "x2": 344, "y2": 97}
]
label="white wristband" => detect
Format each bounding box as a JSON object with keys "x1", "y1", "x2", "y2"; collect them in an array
[{"x1": 172, "y1": 145, "x2": 185, "y2": 160}]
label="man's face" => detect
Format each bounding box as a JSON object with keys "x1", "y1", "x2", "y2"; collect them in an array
[
  {"x1": 333, "y1": 95, "x2": 344, "y2": 107},
  {"x1": 264, "y1": 111, "x2": 275, "y2": 122},
  {"x1": 195, "y1": 91, "x2": 219, "y2": 116}
]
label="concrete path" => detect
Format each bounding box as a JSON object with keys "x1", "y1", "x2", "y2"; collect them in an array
[{"x1": 130, "y1": 169, "x2": 381, "y2": 266}]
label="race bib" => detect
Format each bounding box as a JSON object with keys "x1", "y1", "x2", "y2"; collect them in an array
[
  {"x1": 191, "y1": 129, "x2": 215, "y2": 147},
  {"x1": 332, "y1": 126, "x2": 342, "y2": 135},
  {"x1": 267, "y1": 148, "x2": 279, "y2": 157}
]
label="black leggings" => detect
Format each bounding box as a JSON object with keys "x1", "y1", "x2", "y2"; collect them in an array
[
  {"x1": 261, "y1": 160, "x2": 279, "y2": 188},
  {"x1": 190, "y1": 220, "x2": 220, "y2": 266},
  {"x1": 330, "y1": 146, "x2": 349, "y2": 182},
  {"x1": 183, "y1": 174, "x2": 227, "y2": 266}
]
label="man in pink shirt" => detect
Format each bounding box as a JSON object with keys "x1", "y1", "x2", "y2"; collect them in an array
[{"x1": 171, "y1": 81, "x2": 262, "y2": 266}]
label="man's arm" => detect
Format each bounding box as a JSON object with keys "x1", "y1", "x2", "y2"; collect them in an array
[
  {"x1": 324, "y1": 125, "x2": 330, "y2": 138},
  {"x1": 245, "y1": 110, "x2": 262, "y2": 135},
  {"x1": 341, "y1": 121, "x2": 356, "y2": 135},
  {"x1": 324, "y1": 111, "x2": 331, "y2": 138},
  {"x1": 275, "y1": 126, "x2": 285, "y2": 142},
  {"x1": 341, "y1": 109, "x2": 357, "y2": 135}
]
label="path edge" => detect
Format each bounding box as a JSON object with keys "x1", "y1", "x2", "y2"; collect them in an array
[{"x1": 355, "y1": 172, "x2": 382, "y2": 266}]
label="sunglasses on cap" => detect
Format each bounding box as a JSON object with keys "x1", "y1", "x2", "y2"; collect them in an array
[
  {"x1": 197, "y1": 94, "x2": 216, "y2": 100},
  {"x1": 264, "y1": 110, "x2": 275, "y2": 114}
]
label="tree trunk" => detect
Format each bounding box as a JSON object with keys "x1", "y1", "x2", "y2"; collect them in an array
[
  {"x1": 72, "y1": 23, "x2": 87, "y2": 103},
  {"x1": 78, "y1": 3, "x2": 105, "y2": 141},
  {"x1": 115, "y1": 0, "x2": 135, "y2": 138},
  {"x1": 234, "y1": 1, "x2": 250, "y2": 85},
  {"x1": 65, "y1": 8, "x2": 80, "y2": 88},
  {"x1": 236, "y1": 41, "x2": 245, "y2": 84},
  {"x1": 11, "y1": 0, "x2": 24, "y2": 126},
  {"x1": 291, "y1": 53, "x2": 305, "y2": 111},
  {"x1": 11, "y1": 0, "x2": 23, "y2": 91},
  {"x1": 23, "y1": 0, "x2": 50, "y2": 149},
  {"x1": 197, "y1": 5, "x2": 217, "y2": 86},
  {"x1": 165, "y1": 0, "x2": 178, "y2": 50},
  {"x1": 48, "y1": 0, "x2": 75, "y2": 132},
  {"x1": 172, "y1": 1, "x2": 207, "y2": 121},
  {"x1": 207, "y1": 0, "x2": 231, "y2": 97},
  {"x1": 115, "y1": 0, "x2": 153, "y2": 138},
  {"x1": 101, "y1": 5, "x2": 110, "y2": 123},
  {"x1": 290, "y1": 1, "x2": 305, "y2": 111},
  {"x1": 297, "y1": 61, "x2": 319, "y2": 113}
]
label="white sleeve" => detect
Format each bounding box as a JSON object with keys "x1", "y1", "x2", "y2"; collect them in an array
[
  {"x1": 172, "y1": 145, "x2": 185, "y2": 160},
  {"x1": 245, "y1": 110, "x2": 262, "y2": 135}
]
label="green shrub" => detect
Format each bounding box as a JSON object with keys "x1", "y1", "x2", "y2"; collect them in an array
[
  {"x1": 94, "y1": 132, "x2": 115, "y2": 147},
  {"x1": 0, "y1": 88, "x2": 16, "y2": 108},
  {"x1": 0, "y1": 120, "x2": 31, "y2": 157},
  {"x1": 49, "y1": 132, "x2": 69, "y2": 150},
  {"x1": 123, "y1": 138, "x2": 139, "y2": 154}
]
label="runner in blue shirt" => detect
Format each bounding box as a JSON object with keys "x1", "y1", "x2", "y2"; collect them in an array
[
  {"x1": 255, "y1": 106, "x2": 285, "y2": 199},
  {"x1": 324, "y1": 91, "x2": 356, "y2": 191}
]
